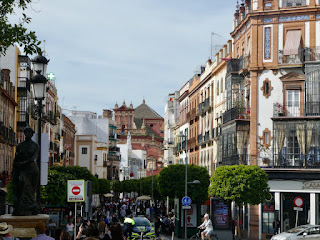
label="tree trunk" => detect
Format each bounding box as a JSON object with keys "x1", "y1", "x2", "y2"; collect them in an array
[{"x1": 237, "y1": 204, "x2": 242, "y2": 240}]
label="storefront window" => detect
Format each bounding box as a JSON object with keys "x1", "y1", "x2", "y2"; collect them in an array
[
  {"x1": 262, "y1": 193, "x2": 275, "y2": 233},
  {"x1": 282, "y1": 192, "x2": 310, "y2": 231}
]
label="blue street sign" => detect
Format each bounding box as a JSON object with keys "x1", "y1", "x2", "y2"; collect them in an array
[{"x1": 182, "y1": 196, "x2": 192, "y2": 206}]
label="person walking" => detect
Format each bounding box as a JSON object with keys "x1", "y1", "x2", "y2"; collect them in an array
[
  {"x1": 273, "y1": 218, "x2": 280, "y2": 235},
  {"x1": 32, "y1": 222, "x2": 55, "y2": 240}
]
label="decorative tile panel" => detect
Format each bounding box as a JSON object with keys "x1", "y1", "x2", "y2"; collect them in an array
[
  {"x1": 247, "y1": 23, "x2": 251, "y2": 29},
  {"x1": 263, "y1": 18, "x2": 273, "y2": 23},
  {"x1": 264, "y1": 27, "x2": 271, "y2": 59},
  {"x1": 265, "y1": 3, "x2": 272, "y2": 7},
  {"x1": 279, "y1": 15, "x2": 310, "y2": 22},
  {"x1": 316, "y1": 14, "x2": 320, "y2": 19}
]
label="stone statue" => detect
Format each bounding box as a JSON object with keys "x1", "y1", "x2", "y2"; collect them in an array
[{"x1": 12, "y1": 126, "x2": 39, "y2": 216}]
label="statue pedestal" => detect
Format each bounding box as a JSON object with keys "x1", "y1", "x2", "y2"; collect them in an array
[{"x1": 0, "y1": 214, "x2": 49, "y2": 238}]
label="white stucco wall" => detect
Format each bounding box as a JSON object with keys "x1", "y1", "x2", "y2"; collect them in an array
[{"x1": 79, "y1": 144, "x2": 90, "y2": 169}]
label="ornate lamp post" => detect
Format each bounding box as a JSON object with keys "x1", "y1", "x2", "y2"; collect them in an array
[{"x1": 30, "y1": 54, "x2": 49, "y2": 206}]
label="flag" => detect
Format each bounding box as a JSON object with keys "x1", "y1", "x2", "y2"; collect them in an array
[{"x1": 170, "y1": 97, "x2": 175, "y2": 101}]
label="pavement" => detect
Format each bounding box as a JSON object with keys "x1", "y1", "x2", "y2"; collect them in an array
[{"x1": 159, "y1": 230, "x2": 249, "y2": 240}]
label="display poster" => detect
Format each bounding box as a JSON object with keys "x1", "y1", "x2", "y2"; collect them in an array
[
  {"x1": 181, "y1": 204, "x2": 197, "y2": 228},
  {"x1": 213, "y1": 200, "x2": 230, "y2": 229}
]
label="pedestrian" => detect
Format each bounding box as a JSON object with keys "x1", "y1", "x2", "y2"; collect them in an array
[
  {"x1": 110, "y1": 223, "x2": 125, "y2": 240},
  {"x1": 123, "y1": 215, "x2": 135, "y2": 240},
  {"x1": 231, "y1": 219, "x2": 236, "y2": 240},
  {"x1": 120, "y1": 208, "x2": 126, "y2": 222},
  {"x1": 66, "y1": 220, "x2": 74, "y2": 238},
  {"x1": 47, "y1": 219, "x2": 57, "y2": 238},
  {"x1": 60, "y1": 215, "x2": 68, "y2": 231},
  {"x1": 154, "y1": 216, "x2": 162, "y2": 238},
  {"x1": 273, "y1": 218, "x2": 280, "y2": 235},
  {"x1": 0, "y1": 222, "x2": 19, "y2": 240},
  {"x1": 32, "y1": 222, "x2": 55, "y2": 240},
  {"x1": 59, "y1": 231, "x2": 70, "y2": 240}
]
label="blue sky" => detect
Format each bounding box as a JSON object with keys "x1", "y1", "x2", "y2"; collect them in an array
[{"x1": 24, "y1": 0, "x2": 235, "y2": 116}]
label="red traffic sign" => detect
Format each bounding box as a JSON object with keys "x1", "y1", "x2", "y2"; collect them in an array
[
  {"x1": 294, "y1": 197, "x2": 304, "y2": 207},
  {"x1": 72, "y1": 186, "x2": 81, "y2": 195}
]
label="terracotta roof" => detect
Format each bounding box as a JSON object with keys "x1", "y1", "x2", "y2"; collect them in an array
[{"x1": 134, "y1": 103, "x2": 163, "y2": 120}]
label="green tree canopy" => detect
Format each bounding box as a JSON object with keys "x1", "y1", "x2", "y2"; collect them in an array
[
  {"x1": 208, "y1": 165, "x2": 270, "y2": 205},
  {"x1": 1, "y1": 0, "x2": 42, "y2": 54},
  {"x1": 110, "y1": 180, "x2": 122, "y2": 193},
  {"x1": 51, "y1": 166, "x2": 99, "y2": 193},
  {"x1": 158, "y1": 164, "x2": 210, "y2": 202},
  {"x1": 97, "y1": 178, "x2": 110, "y2": 195}
]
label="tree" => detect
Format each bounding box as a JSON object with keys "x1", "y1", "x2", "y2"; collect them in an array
[
  {"x1": 97, "y1": 178, "x2": 110, "y2": 195},
  {"x1": 51, "y1": 166, "x2": 99, "y2": 194},
  {"x1": 208, "y1": 165, "x2": 270, "y2": 240},
  {"x1": 0, "y1": 0, "x2": 42, "y2": 54},
  {"x1": 110, "y1": 180, "x2": 122, "y2": 194},
  {"x1": 158, "y1": 164, "x2": 210, "y2": 203}
]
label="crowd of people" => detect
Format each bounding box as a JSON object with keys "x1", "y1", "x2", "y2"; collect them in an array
[{"x1": 42, "y1": 198, "x2": 174, "y2": 240}]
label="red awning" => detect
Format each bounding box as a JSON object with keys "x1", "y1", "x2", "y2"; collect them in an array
[{"x1": 283, "y1": 30, "x2": 301, "y2": 56}]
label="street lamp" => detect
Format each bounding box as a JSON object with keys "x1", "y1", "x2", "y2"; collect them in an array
[
  {"x1": 178, "y1": 132, "x2": 189, "y2": 239},
  {"x1": 30, "y1": 54, "x2": 49, "y2": 207}
]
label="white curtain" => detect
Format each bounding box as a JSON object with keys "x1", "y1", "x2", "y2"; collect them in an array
[
  {"x1": 306, "y1": 122, "x2": 314, "y2": 156},
  {"x1": 237, "y1": 131, "x2": 249, "y2": 164},
  {"x1": 296, "y1": 124, "x2": 305, "y2": 155},
  {"x1": 276, "y1": 125, "x2": 286, "y2": 166}
]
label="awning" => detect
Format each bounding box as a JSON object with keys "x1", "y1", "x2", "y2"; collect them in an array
[{"x1": 283, "y1": 30, "x2": 301, "y2": 56}]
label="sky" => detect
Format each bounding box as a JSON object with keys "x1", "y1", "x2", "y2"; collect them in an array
[{"x1": 21, "y1": 0, "x2": 235, "y2": 116}]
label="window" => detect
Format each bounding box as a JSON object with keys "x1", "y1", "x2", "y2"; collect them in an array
[
  {"x1": 262, "y1": 193, "x2": 275, "y2": 233},
  {"x1": 82, "y1": 147, "x2": 88, "y2": 154},
  {"x1": 261, "y1": 78, "x2": 273, "y2": 98},
  {"x1": 261, "y1": 128, "x2": 272, "y2": 148},
  {"x1": 286, "y1": 90, "x2": 300, "y2": 116},
  {"x1": 264, "y1": 27, "x2": 271, "y2": 59}
]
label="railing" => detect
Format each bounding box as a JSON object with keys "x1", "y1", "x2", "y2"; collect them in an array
[
  {"x1": 204, "y1": 98, "x2": 210, "y2": 112},
  {"x1": 272, "y1": 153, "x2": 320, "y2": 168},
  {"x1": 278, "y1": 49, "x2": 304, "y2": 65},
  {"x1": 239, "y1": 55, "x2": 250, "y2": 70},
  {"x1": 17, "y1": 111, "x2": 29, "y2": 123},
  {"x1": 227, "y1": 59, "x2": 240, "y2": 74},
  {"x1": 17, "y1": 77, "x2": 30, "y2": 90},
  {"x1": 220, "y1": 154, "x2": 249, "y2": 166},
  {"x1": 198, "y1": 134, "x2": 203, "y2": 144},
  {"x1": 107, "y1": 154, "x2": 121, "y2": 161},
  {"x1": 273, "y1": 102, "x2": 320, "y2": 117},
  {"x1": 198, "y1": 102, "x2": 205, "y2": 116},
  {"x1": 281, "y1": 0, "x2": 306, "y2": 7},
  {"x1": 109, "y1": 146, "x2": 120, "y2": 152},
  {"x1": 305, "y1": 102, "x2": 320, "y2": 116},
  {"x1": 223, "y1": 105, "x2": 249, "y2": 124},
  {"x1": 43, "y1": 111, "x2": 57, "y2": 124},
  {"x1": 305, "y1": 47, "x2": 320, "y2": 62},
  {"x1": 204, "y1": 131, "x2": 210, "y2": 143}
]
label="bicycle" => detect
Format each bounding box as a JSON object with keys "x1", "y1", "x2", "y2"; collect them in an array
[{"x1": 190, "y1": 228, "x2": 218, "y2": 240}]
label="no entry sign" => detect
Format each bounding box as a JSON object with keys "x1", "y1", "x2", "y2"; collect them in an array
[
  {"x1": 293, "y1": 197, "x2": 304, "y2": 208},
  {"x1": 68, "y1": 180, "x2": 85, "y2": 202}
]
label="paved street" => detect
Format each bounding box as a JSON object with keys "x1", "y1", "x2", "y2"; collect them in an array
[{"x1": 160, "y1": 230, "x2": 248, "y2": 240}]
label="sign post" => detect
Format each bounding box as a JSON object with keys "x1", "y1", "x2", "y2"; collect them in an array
[
  {"x1": 68, "y1": 180, "x2": 85, "y2": 240},
  {"x1": 293, "y1": 197, "x2": 304, "y2": 227}
]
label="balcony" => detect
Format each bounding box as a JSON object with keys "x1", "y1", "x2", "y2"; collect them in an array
[
  {"x1": 109, "y1": 146, "x2": 120, "y2": 152},
  {"x1": 220, "y1": 154, "x2": 249, "y2": 166},
  {"x1": 203, "y1": 131, "x2": 210, "y2": 143},
  {"x1": 198, "y1": 134, "x2": 203, "y2": 144},
  {"x1": 107, "y1": 154, "x2": 120, "y2": 161},
  {"x1": 223, "y1": 105, "x2": 250, "y2": 124},
  {"x1": 109, "y1": 133, "x2": 119, "y2": 141},
  {"x1": 17, "y1": 111, "x2": 30, "y2": 128},
  {"x1": 239, "y1": 55, "x2": 250, "y2": 72},
  {"x1": 0, "y1": 123, "x2": 16, "y2": 146},
  {"x1": 190, "y1": 108, "x2": 197, "y2": 119},
  {"x1": 273, "y1": 102, "x2": 320, "y2": 117},
  {"x1": 43, "y1": 111, "x2": 57, "y2": 125},
  {"x1": 278, "y1": 49, "x2": 304, "y2": 65},
  {"x1": 227, "y1": 59, "x2": 240, "y2": 75},
  {"x1": 305, "y1": 47, "x2": 320, "y2": 62},
  {"x1": 17, "y1": 77, "x2": 30, "y2": 91},
  {"x1": 281, "y1": 0, "x2": 306, "y2": 7}
]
